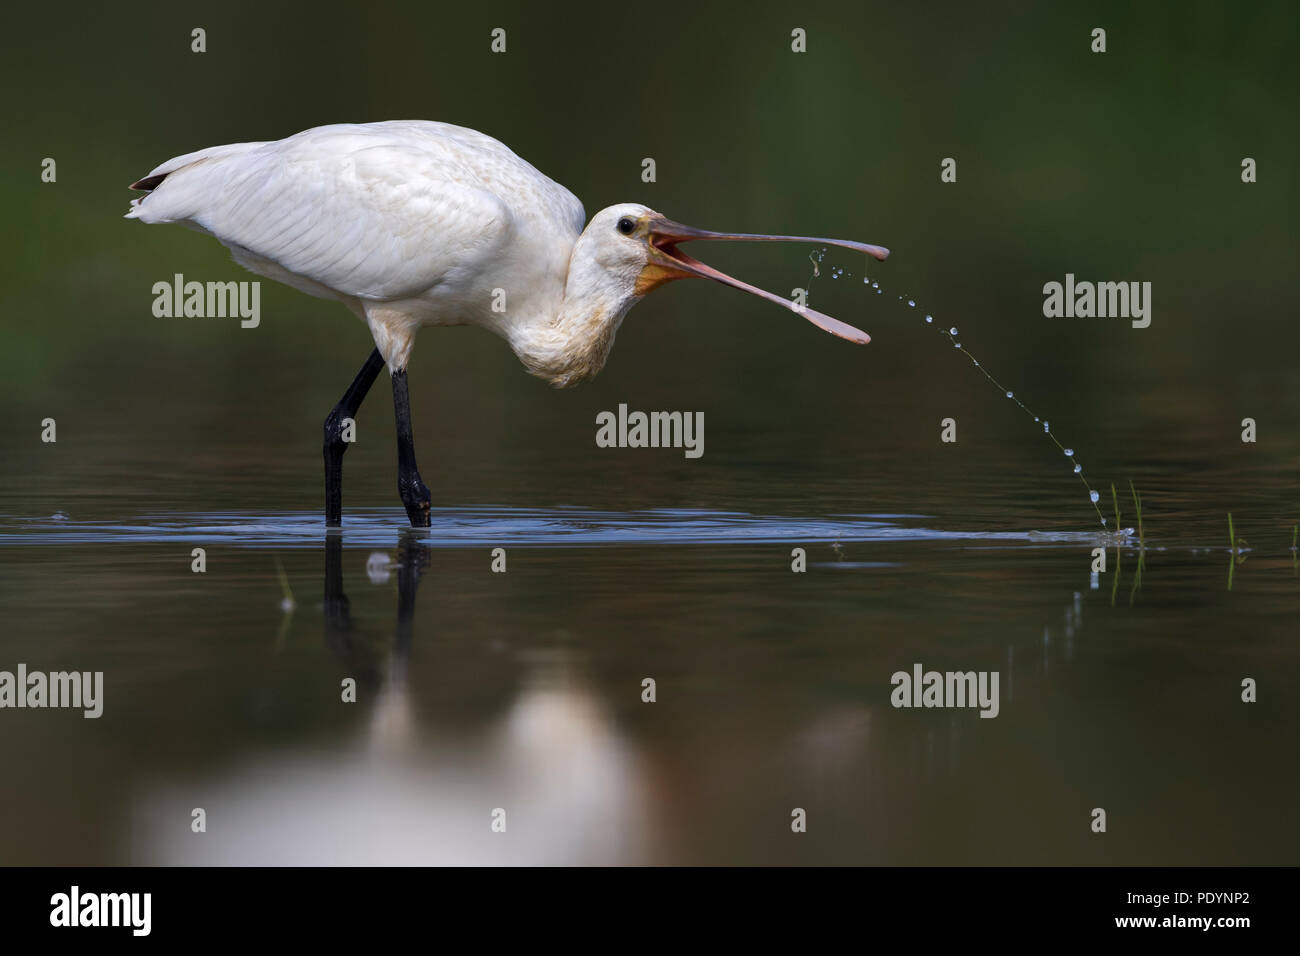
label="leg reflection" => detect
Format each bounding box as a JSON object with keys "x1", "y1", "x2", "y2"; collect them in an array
[
  {"x1": 322, "y1": 531, "x2": 431, "y2": 680},
  {"x1": 393, "y1": 532, "x2": 432, "y2": 667},
  {"x1": 323, "y1": 531, "x2": 353, "y2": 648}
]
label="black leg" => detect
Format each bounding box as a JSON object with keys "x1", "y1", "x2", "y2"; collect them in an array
[
  {"x1": 323, "y1": 348, "x2": 386, "y2": 526},
  {"x1": 391, "y1": 369, "x2": 432, "y2": 527}
]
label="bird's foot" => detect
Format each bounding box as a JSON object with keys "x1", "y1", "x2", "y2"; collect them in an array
[{"x1": 398, "y1": 476, "x2": 432, "y2": 528}]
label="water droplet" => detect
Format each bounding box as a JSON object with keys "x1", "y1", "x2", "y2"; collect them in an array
[
  {"x1": 863, "y1": 277, "x2": 870, "y2": 284},
  {"x1": 51, "y1": 511, "x2": 68, "y2": 521},
  {"x1": 1089, "y1": 491, "x2": 1100, "y2": 503},
  {"x1": 907, "y1": 299, "x2": 915, "y2": 307},
  {"x1": 1064, "y1": 448, "x2": 1074, "y2": 456},
  {"x1": 949, "y1": 327, "x2": 958, "y2": 335},
  {"x1": 1073, "y1": 464, "x2": 1082, "y2": 473},
  {"x1": 924, "y1": 315, "x2": 933, "y2": 323},
  {"x1": 953, "y1": 342, "x2": 961, "y2": 348},
  {"x1": 1101, "y1": 517, "x2": 1108, "y2": 526},
  {"x1": 1043, "y1": 421, "x2": 1050, "y2": 432},
  {"x1": 1006, "y1": 391, "x2": 1013, "y2": 398},
  {"x1": 871, "y1": 282, "x2": 878, "y2": 289}
]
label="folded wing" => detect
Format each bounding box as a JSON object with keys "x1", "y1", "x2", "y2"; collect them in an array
[{"x1": 126, "y1": 121, "x2": 585, "y2": 302}]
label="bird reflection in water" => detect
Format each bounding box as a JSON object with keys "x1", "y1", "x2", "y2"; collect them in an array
[{"x1": 133, "y1": 534, "x2": 651, "y2": 865}]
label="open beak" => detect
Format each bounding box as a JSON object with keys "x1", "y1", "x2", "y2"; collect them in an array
[{"x1": 638, "y1": 215, "x2": 890, "y2": 345}]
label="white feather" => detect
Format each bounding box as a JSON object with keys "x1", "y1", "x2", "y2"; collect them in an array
[{"x1": 128, "y1": 121, "x2": 653, "y2": 382}]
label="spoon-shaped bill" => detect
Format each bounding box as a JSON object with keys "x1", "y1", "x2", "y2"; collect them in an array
[{"x1": 644, "y1": 216, "x2": 890, "y2": 344}]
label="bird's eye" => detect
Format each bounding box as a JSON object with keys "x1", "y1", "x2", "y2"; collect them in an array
[{"x1": 616, "y1": 217, "x2": 636, "y2": 235}]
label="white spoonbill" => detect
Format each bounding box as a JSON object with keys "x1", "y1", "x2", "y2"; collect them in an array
[{"x1": 126, "y1": 120, "x2": 889, "y2": 527}]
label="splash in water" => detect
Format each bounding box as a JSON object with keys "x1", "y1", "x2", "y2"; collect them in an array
[{"x1": 807, "y1": 250, "x2": 1109, "y2": 527}]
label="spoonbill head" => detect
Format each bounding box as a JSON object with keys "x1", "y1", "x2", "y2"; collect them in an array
[
  {"x1": 125, "y1": 121, "x2": 890, "y2": 526},
  {"x1": 580, "y1": 203, "x2": 890, "y2": 346},
  {"x1": 507, "y1": 201, "x2": 889, "y2": 389}
]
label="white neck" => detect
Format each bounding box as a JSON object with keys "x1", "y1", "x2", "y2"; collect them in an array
[{"x1": 509, "y1": 230, "x2": 642, "y2": 388}]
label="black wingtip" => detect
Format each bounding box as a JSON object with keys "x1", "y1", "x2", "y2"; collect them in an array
[{"x1": 129, "y1": 173, "x2": 167, "y2": 191}]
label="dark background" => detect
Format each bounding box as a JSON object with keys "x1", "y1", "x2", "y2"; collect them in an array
[{"x1": 4, "y1": 0, "x2": 1295, "y2": 526}]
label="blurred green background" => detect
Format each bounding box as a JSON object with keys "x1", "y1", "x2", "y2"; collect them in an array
[{"x1": 3, "y1": 0, "x2": 1296, "y2": 527}]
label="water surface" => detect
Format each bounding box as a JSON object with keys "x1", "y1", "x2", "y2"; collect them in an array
[{"x1": 1, "y1": 485, "x2": 1294, "y2": 865}]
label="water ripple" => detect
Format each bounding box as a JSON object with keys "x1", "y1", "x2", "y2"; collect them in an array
[{"x1": 0, "y1": 508, "x2": 1122, "y2": 549}]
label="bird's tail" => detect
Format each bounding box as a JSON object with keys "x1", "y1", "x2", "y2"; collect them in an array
[{"x1": 124, "y1": 139, "x2": 267, "y2": 219}]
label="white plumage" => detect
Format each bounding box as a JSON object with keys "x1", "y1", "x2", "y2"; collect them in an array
[
  {"x1": 128, "y1": 120, "x2": 888, "y2": 384},
  {"x1": 126, "y1": 120, "x2": 889, "y2": 524},
  {"x1": 128, "y1": 121, "x2": 598, "y2": 379}
]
